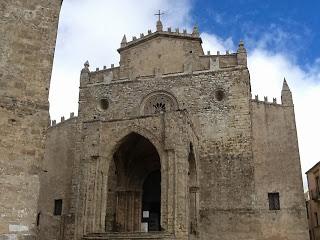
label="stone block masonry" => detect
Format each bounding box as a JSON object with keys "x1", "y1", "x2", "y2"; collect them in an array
[
  {"x1": 0, "y1": 4, "x2": 309, "y2": 240},
  {"x1": 0, "y1": 1, "x2": 62, "y2": 239}
]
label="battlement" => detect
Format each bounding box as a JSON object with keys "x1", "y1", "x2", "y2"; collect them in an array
[
  {"x1": 79, "y1": 20, "x2": 247, "y2": 88},
  {"x1": 50, "y1": 112, "x2": 78, "y2": 128},
  {"x1": 251, "y1": 78, "x2": 293, "y2": 107},
  {"x1": 251, "y1": 95, "x2": 280, "y2": 105},
  {"x1": 118, "y1": 25, "x2": 201, "y2": 52},
  {"x1": 83, "y1": 48, "x2": 243, "y2": 87}
]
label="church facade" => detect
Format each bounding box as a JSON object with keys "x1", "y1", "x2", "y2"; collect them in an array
[{"x1": 37, "y1": 19, "x2": 309, "y2": 240}]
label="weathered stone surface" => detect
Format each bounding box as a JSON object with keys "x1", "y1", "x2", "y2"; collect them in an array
[
  {"x1": 1, "y1": 5, "x2": 308, "y2": 240},
  {"x1": 0, "y1": 1, "x2": 61, "y2": 239},
  {"x1": 38, "y1": 21, "x2": 308, "y2": 240},
  {"x1": 306, "y1": 163, "x2": 320, "y2": 239}
]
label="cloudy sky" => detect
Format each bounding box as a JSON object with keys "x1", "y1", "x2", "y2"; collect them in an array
[{"x1": 50, "y1": 0, "x2": 320, "y2": 188}]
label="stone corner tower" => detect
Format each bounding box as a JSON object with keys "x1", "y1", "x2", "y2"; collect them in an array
[{"x1": 0, "y1": 1, "x2": 62, "y2": 239}]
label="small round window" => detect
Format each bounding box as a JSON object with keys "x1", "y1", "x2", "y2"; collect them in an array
[
  {"x1": 99, "y1": 98, "x2": 109, "y2": 110},
  {"x1": 215, "y1": 89, "x2": 225, "y2": 101}
]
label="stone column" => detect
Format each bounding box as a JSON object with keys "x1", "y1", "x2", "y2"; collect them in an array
[
  {"x1": 174, "y1": 150, "x2": 189, "y2": 239},
  {"x1": 189, "y1": 186, "x2": 200, "y2": 235},
  {"x1": 165, "y1": 150, "x2": 176, "y2": 232}
]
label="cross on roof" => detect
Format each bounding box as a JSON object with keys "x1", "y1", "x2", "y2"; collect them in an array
[{"x1": 155, "y1": 10, "x2": 164, "y2": 21}]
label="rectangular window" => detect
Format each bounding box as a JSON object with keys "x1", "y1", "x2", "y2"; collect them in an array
[
  {"x1": 54, "y1": 199, "x2": 63, "y2": 216},
  {"x1": 316, "y1": 176, "x2": 320, "y2": 194},
  {"x1": 36, "y1": 212, "x2": 41, "y2": 226},
  {"x1": 268, "y1": 192, "x2": 280, "y2": 210},
  {"x1": 315, "y1": 212, "x2": 319, "y2": 226}
]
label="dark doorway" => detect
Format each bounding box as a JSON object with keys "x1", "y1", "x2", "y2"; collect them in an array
[
  {"x1": 142, "y1": 170, "x2": 161, "y2": 231},
  {"x1": 105, "y1": 132, "x2": 161, "y2": 232}
]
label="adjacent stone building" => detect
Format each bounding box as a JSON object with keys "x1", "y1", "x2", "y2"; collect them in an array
[
  {"x1": 36, "y1": 18, "x2": 309, "y2": 240},
  {"x1": 0, "y1": 1, "x2": 62, "y2": 239},
  {"x1": 306, "y1": 162, "x2": 320, "y2": 239}
]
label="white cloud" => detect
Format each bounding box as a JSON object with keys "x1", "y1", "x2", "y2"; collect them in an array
[
  {"x1": 201, "y1": 32, "x2": 235, "y2": 54},
  {"x1": 249, "y1": 49, "x2": 320, "y2": 189},
  {"x1": 50, "y1": 0, "x2": 320, "y2": 189}
]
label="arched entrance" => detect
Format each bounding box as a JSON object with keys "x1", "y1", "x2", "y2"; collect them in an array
[{"x1": 105, "y1": 132, "x2": 161, "y2": 232}]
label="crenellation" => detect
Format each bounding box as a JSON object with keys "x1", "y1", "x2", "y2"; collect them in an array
[
  {"x1": 49, "y1": 115, "x2": 78, "y2": 128},
  {"x1": 86, "y1": 54, "x2": 244, "y2": 85},
  {"x1": 251, "y1": 96, "x2": 282, "y2": 106}
]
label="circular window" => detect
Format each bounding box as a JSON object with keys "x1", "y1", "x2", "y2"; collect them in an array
[
  {"x1": 215, "y1": 89, "x2": 225, "y2": 101},
  {"x1": 99, "y1": 98, "x2": 109, "y2": 110}
]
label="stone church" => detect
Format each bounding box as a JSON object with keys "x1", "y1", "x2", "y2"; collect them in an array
[
  {"x1": 0, "y1": 2, "x2": 308, "y2": 240},
  {"x1": 38, "y1": 18, "x2": 309, "y2": 240}
]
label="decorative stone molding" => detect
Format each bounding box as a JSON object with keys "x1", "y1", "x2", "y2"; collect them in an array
[{"x1": 140, "y1": 91, "x2": 178, "y2": 115}]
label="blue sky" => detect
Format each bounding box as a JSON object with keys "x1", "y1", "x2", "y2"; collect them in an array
[
  {"x1": 193, "y1": 0, "x2": 320, "y2": 66},
  {"x1": 50, "y1": 0, "x2": 320, "y2": 187}
]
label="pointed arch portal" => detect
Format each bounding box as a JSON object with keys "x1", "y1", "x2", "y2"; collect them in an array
[{"x1": 105, "y1": 132, "x2": 161, "y2": 232}]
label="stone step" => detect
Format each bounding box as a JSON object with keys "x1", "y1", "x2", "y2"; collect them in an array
[{"x1": 83, "y1": 232, "x2": 175, "y2": 240}]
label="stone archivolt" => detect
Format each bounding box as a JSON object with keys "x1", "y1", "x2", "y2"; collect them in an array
[{"x1": 141, "y1": 91, "x2": 178, "y2": 115}]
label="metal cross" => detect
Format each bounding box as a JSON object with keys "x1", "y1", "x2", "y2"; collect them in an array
[{"x1": 155, "y1": 10, "x2": 164, "y2": 21}]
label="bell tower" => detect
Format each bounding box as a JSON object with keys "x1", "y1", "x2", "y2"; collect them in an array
[{"x1": 0, "y1": 1, "x2": 62, "y2": 239}]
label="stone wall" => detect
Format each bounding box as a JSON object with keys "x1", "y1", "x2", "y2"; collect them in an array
[
  {"x1": 0, "y1": 1, "x2": 61, "y2": 239},
  {"x1": 73, "y1": 64, "x2": 263, "y2": 239},
  {"x1": 73, "y1": 60, "x2": 308, "y2": 239},
  {"x1": 72, "y1": 112, "x2": 197, "y2": 240},
  {"x1": 0, "y1": 3, "x2": 309, "y2": 239},
  {"x1": 119, "y1": 35, "x2": 204, "y2": 77},
  {"x1": 306, "y1": 163, "x2": 320, "y2": 240},
  {"x1": 252, "y1": 99, "x2": 309, "y2": 239},
  {"x1": 37, "y1": 117, "x2": 78, "y2": 240}
]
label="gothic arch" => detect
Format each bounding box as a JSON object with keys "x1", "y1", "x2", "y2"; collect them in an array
[
  {"x1": 105, "y1": 132, "x2": 162, "y2": 232},
  {"x1": 109, "y1": 126, "x2": 165, "y2": 163}
]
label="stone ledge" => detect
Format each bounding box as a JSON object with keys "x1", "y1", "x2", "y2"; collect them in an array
[{"x1": 83, "y1": 232, "x2": 175, "y2": 240}]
